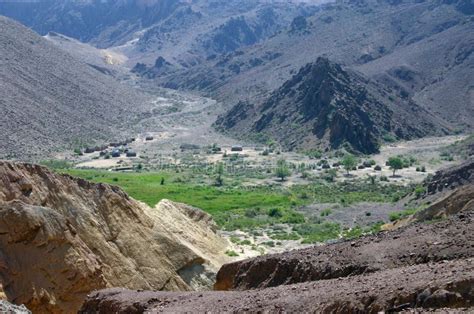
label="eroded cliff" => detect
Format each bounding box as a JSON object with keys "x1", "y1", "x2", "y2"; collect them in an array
[{"x1": 0, "y1": 161, "x2": 229, "y2": 313}]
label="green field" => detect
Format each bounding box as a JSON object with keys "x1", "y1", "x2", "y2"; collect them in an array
[
  {"x1": 65, "y1": 169, "x2": 300, "y2": 213},
  {"x1": 63, "y1": 169, "x2": 411, "y2": 242}
]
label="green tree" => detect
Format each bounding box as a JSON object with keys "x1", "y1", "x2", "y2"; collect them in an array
[
  {"x1": 215, "y1": 162, "x2": 224, "y2": 186},
  {"x1": 341, "y1": 154, "x2": 357, "y2": 175},
  {"x1": 275, "y1": 159, "x2": 291, "y2": 181},
  {"x1": 388, "y1": 156, "x2": 403, "y2": 177}
]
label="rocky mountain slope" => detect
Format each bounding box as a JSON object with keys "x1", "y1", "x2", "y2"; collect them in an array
[
  {"x1": 161, "y1": 0, "x2": 473, "y2": 130},
  {"x1": 215, "y1": 58, "x2": 448, "y2": 153},
  {"x1": 0, "y1": 16, "x2": 157, "y2": 160},
  {"x1": 2, "y1": 0, "x2": 471, "y2": 148},
  {"x1": 0, "y1": 0, "x2": 316, "y2": 67},
  {"x1": 81, "y1": 210, "x2": 474, "y2": 312},
  {"x1": 0, "y1": 161, "x2": 229, "y2": 313}
]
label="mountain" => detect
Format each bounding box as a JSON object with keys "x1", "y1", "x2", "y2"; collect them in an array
[
  {"x1": 158, "y1": 0, "x2": 473, "y2": 130},
  {"x1": 0, "y1": 16, "x2": 156, "y2": 160},
  {"x1": 215, "y1": 58, "x2": 448, "y2": 153},
  {"x1": 0, "y1": 161, "x2": 229, "y2": 312},
  {"x1": 0, "y1": 0, "x2": 316, "y2": 66},
  {"x1": 0, "y1": 0, "x2": 182, "y2": 48}
]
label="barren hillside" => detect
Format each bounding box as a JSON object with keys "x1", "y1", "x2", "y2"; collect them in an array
[{"x1": 0, "y1": 16, "x2": 156, "y2": 160}]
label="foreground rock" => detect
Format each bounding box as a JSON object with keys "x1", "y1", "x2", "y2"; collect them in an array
[
  {"x1": 81, "y1": 209, "x2": 474, "y2": 313},
  {"x1": 0, "y1": 161, "x2": 229, "y2": 313},
  {"x1": 81, "y1": 258, "x2": 473, "y2": 313}
]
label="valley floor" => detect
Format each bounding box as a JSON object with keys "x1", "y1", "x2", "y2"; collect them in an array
[{"x1": 42, "y1": 82, "x2": 471, "y2": 259}]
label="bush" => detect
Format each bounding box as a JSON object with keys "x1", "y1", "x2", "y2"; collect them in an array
[
  {"x1": 380, "y1": 176, "x2": 389, "y2": 182},
  {"x1": 389, "y1": 208, "x2": 418, "y2": 222},
  {"x1": 244, "y1": 208, "x2": 259, "y2": 218},
  {"x1": 383, "y1": 133, "x2": 397, "y2": 143},
  {"x1": 414, "y1": 185, "x2": 426, "y2": 198},
  {"x1": 323, "y1": 169, "x2": 338, "y2": 182},
  {"x1": 40, "y1": 159, "x2": 72, "y2": 170},
  {"x1": 225, "y1": 250, "x2": 239, "y2": 257},
  {"x1": 268, "y1": 208, "x2": 283, "y2": 218},
  {"x1": 73, "y1": 148, "x2": 83, "y2": 156},
  {"x1": 306, "y1": 149, "x2": 322, "y2": 159},
  {"x1": 320, "y1": 208, "x2": 332, "y2": 217}
]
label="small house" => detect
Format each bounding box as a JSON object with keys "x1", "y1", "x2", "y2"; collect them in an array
[
  {"x1": 231, "y1": 145, "x2": 243, "y2": 152},
  {"x1": 126, "y1": 150, "x2": 137, "y2": 157},
  {"x1": 111, "y1": 149, "x2": 121, "y2": 158}
]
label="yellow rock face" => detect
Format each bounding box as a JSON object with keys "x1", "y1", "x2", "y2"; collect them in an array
[{"x1": 0, "y1": 161, "x2": 229, "y2": 313}]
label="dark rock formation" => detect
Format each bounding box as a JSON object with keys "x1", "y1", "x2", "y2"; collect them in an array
[
  {"x1": 426, "y1": 159, "x2": 474, "y2": 195},
  {"x1": 215, "y1": 58, "x2": 448, "y2": 153},
  {"x1": 80, "y1": 257, "x2": 474, "y2": 313}
]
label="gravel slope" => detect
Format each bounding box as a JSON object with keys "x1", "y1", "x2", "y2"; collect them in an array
[{"x1": 0, "y1": 16, "x2": 154, "y2": 160}]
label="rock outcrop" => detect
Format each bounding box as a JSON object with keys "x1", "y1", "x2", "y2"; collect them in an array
[
  {"x1": 426, "y1": 158, "x2": 474, "y2": 195},
  {"x1": 81, "y1": 258, "x2": 474, "y2": 313},
  {"x1": 214, "y1": 58, "x2": 448, "y2": 154},
  {"x1": 0, "y1": 161, "x2": 229, "y2": 313},
  {"x1": 386, "y1": 159, "x2": 474, "y2": 229}
]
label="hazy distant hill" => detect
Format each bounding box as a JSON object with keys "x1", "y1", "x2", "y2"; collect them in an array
[{"x1": 0, "y1": 16, "x2": 154, "y2": 160}]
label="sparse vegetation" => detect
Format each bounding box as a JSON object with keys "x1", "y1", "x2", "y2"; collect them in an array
[{"x1": 40, "y1": 159, "x2": 72, "y2": 170}]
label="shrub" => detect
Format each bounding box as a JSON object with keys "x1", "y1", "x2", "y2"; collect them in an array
[
  {"x1": 268, "y1": 208, "x2": 283, "y2": 218},
  {"x1": 225, "y1": 250, "x2": 239, "y2": 257},
  {"x1": 415, "y1": 185, "x2": 426, "y2": 198},
  {"x1": 320, "y1": 208, "x2": 332, "y2": 217},
  {"x1": 383, "y1": 133, "x2": 397, "y2": 143},
  {"x1": 244, "y1": 208, "x2": 259, "y2": 218}
]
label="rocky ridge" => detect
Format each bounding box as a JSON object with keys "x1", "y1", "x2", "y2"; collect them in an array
[
  {"x1": 215, "y1": 58, "x2": 448, "y2": 153},
  {"x1": 0, "y1": 161, "x2": 229, "y2": 313}
]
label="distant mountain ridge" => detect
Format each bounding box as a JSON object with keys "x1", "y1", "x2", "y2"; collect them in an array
[
  {"x1": 215, "y1": 58, "x2": 449, "y2": 153},
  {"x1": 158, "y1": 0, "x2": 473, "y2": 131}
]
